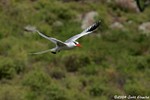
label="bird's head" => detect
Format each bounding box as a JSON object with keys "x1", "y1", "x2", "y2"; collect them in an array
[{"x1": 73, "y1": 41, "x2": 81, "y2": 47}]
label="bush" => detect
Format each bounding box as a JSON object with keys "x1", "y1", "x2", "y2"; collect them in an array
[
  {"x1": 102, "y1": 30, "x2": 129, "y2": 42},
  {"x1": 0, "y1": 85, "x2": 25, "y2": 100},
  {"x1": 89, "y1": 85, "x2": 104, "y2": 96},
  {"x1": 64, "y1": 54, "x2": 91, "y2": 72},
  {"x1": 50, "y1": 68, "x2": 66, "y2": 79},
  {"x1": 124, "y1": 82, "x2": 147, "y2": 96},
  {"x1": 0, "y1": 0, "x2": 150, "y2": 100},
  {"x1": 44, "y1": 85, "x2": 68, "y2": 100},
  {"x1": 79, "y1": 65, "x2": 99, "y2": 76},
  {"x1": 0, "y1": 56, "x2": 24, "y2": 79},
  {"x1": 0, "y1": 57, "x2": 15, "y2": 79},
  {"x1": 22, "y1": 70, "x2": 51, "y2": 91}
]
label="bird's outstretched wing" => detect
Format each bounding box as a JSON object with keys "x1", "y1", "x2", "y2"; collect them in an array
[
  {"x1": 36, "y1": 30, "x2": 66, "y2": 47},
  {"x1": 65, "y1": 21, "x2": 100, "y2": 42},
  {"x1": 25, "y1": 26, "x2": 66, "y2": 47}
]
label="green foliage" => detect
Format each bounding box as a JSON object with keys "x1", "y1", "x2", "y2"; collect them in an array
[
  {"x1": 64, "y1": 54, "x2": 91, "y2": 72},
  {"x1": 44, "y1": 85, "x2": 68, "y2": 100},
  {"x1": 50, "y1": 67, "x2": 66, "y2": 79},
  {"x1": 124, "y1": 82, "x2": 148, "y2": 96},
  {"x1": 79, "y1": 64, "x2": 99, "y2": 76},
  {"x1": 0, "y1": 0, "x2": 150, "y2": 100},
  {"x1": 0, "y1": 57, "x2": 14, "y2": 79},
  {"x1": 0, "y1": 56, "x2": 25, "y2": 79},
  {"x1": 90, "y1": 85, "x2": 105, "y2": 96},
  {"x1": 0, "y1": 85, "x2": 25, "y2": 100},
  {"x1": 22, "y1": 70, "x2": 51, "y2": 91}
]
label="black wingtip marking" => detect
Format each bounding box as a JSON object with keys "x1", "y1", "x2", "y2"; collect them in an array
[{"x1": 87, "y1": 21, "x2": 100, "y2": 32}]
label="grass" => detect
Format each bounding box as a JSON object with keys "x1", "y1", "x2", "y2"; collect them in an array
[{"x1": 0, "y1": 0, "x2": 149, "y2": 100}]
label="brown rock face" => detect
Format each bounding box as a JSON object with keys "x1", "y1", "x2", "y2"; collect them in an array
[{"x1": 115, "y1": 0, "x2": 140, "y2": 12}]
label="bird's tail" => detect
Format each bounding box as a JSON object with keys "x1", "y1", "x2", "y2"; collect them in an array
[
  {"x1": 30, "y1": 48, "x2": 56, "y2": 55},
  {"x1": 24, "y1": 25, "x2": 38, "y2": 32}
]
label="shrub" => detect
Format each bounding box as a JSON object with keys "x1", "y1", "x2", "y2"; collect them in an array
[
  {"x1": 0, "y1": 59, "x2": 15, "y2": 79},
  {"x1": 79, "y1": 65, "x2": 98, "y2": 76},
  {"x1": 50, "y1": 68, "x2": 66, "y2": 79},
  {"x1": 89, "y1": 85, "x2": 104, "y2": 96},
  {"x1": 0, "y1": 1, "x2": 150, "y2": 100},
  {"x1": 22, "y1": 70, "x2": 51, "y2": 92},
  {"x1": 102, "y1": 30, "x2": 129, "y2": 42},
  {"x1": 0, "y1": 56, "x2": 19, "y2": 79},
  {"x1": 0, "y1": 85, "x2": 25, "y2": 100},
  {"x1": 124, "y1": 82, "x2": 147, "y2": 96},
  {"x1": 44, "y1": 85, "x2": 68, "y2": 100},
  {"x1": 64, "y1": 54, "x2": 91, "y2": 72},
  {"x1": 24, "y1": 91, "x2": 37, "y2": 100}
]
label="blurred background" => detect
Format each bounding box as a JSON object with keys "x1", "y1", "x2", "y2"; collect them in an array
[{"x1": 0, "y1": 0, "x2": 150, "y2": 100}]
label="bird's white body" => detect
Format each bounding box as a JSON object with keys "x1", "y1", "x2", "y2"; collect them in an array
[
  {"x1": 51, "y1": 42, "x2": 75, "y2": 53},
  {"x1": 25, "y1": 21, "x2": 100, "y2": 54}
]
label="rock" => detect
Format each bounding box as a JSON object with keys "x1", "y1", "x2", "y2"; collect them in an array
[
  {"x1": 81, "y1": 11, "x2": 98, "y2": 29},
  {"x1": 107, "y1": 0, "x2": 111, "y2": 3},
  {"x1": 127, "y1": 20, "x2": 133, "y2": 24},
  {"x1": 139, "y1": 22, "x2": 150, "y2": 34},
  {"x1": 110, "y1": 22, "x2": 124, "y2": 29},
  {"x1": 115, "y1": 0, "x2": 140, "y2": 12},
  {"x1": 53, "y1": 21, "x2": 63, "y2": 27}
]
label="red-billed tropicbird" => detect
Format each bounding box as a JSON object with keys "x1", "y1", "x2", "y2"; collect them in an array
[{"x1": 25, "y1": 21, "x2": 100, "y2": 54}]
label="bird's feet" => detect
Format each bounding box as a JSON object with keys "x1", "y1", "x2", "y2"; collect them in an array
[{"x1": 51, "y1": 52, "x2": 56, "y2": 54}]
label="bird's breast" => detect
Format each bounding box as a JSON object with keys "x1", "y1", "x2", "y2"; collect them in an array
[{"x1": 64, "y1": 43, "x2": 75, "y2": 49}]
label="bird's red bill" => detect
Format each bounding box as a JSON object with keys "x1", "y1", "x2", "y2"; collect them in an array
[{"x1": 76, "y1": 43, "x2": 81, "y2": 47}]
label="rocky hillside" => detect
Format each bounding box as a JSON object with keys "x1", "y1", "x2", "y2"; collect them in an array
[{"x1": 0, "y1": 0, "x2": 150, "y2": 100}]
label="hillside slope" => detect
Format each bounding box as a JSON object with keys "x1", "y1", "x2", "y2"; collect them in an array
[{"x1": 0, "y1": 0, "x2": 150, "y2": 100}]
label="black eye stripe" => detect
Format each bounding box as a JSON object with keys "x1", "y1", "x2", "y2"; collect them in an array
[{"x1": 73, "y1": 42, "x2": 77, "y2": 44}]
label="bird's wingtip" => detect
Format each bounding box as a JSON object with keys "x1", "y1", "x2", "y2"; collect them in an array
[
  {"x1": 86, "y1": 20, "x2": 100, "y2": 32},
  {"x1": 94, "y1": 20, "x2": 101, "y2": 27}
]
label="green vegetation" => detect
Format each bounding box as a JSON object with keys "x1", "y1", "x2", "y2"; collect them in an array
[{"x1": 0, "y1": 0, "x2": 150, "y2": 100}]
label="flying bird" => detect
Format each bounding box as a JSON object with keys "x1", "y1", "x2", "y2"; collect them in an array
[{"x1": 25, "y1": 21, "x2": 100, "y2": 54}]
